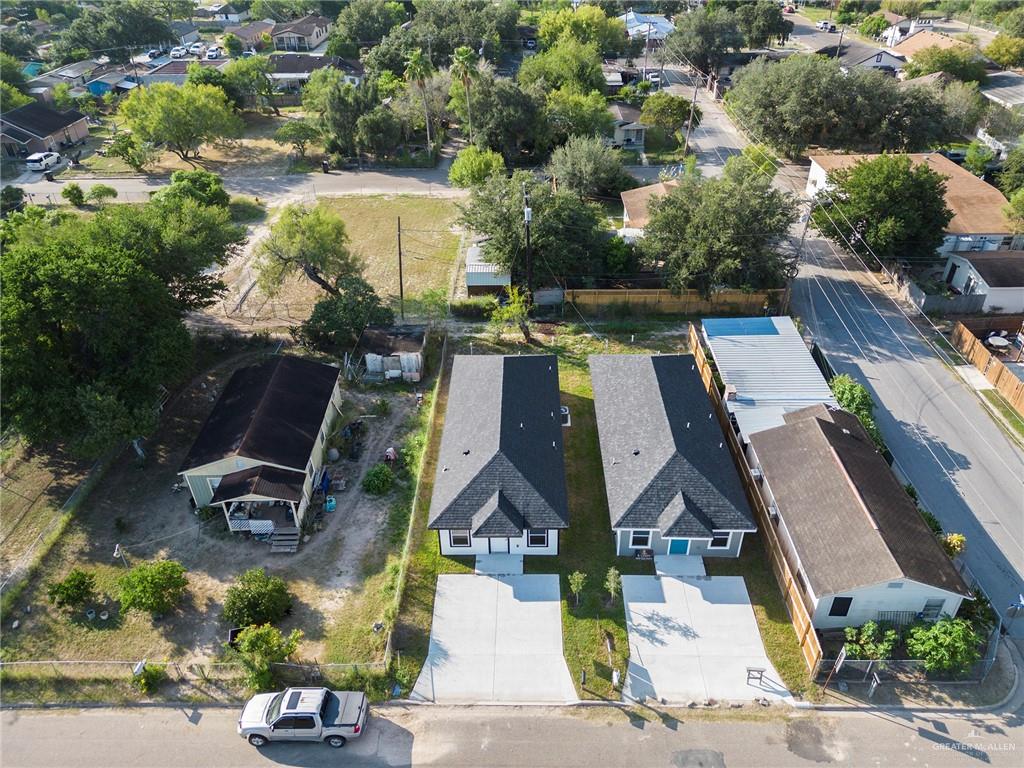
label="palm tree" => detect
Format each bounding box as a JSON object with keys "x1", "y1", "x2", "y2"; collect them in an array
[
  {"x1": 450, "y1": 45, "x2": 477, "y2": 144},
  {"x1": 404, "y1": 48, "x2": 434, "y2": 148}
]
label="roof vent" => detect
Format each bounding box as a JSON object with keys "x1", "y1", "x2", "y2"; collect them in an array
[
  {"x1": 719, "y1": 442, "x2": 723, "y2": 449},
  {"x1": 725, "y1": 384, "x2": 737, "y2": 401},
  {"x1": 463, "y1": 449, "x2": 470, "y2": 455},
  {"x1": 442, "y1": 466, "x2": 449, "y2": 472},
  {"x1": 632, "y1": 449, "x2": 640, "y2": 456},
  {"x1": 708, "y1": 412, "x2": 713, "y2": 419},
  {"x1": 841, "y1": 428, "x2": 851, "y2": 435},
  {"x1": 520, "y1": 422, "x2": 524, "y2": 429},
  {"x1": 552, "y1": 441, "x2": 556, "y2": 449},
  {"x1": 686, "y1": 422, "x2": 690, "y2": 429}
]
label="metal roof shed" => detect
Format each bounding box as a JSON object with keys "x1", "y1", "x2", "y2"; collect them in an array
[{"x1": 701, "y1": 317, "x2": 836, "y2": 442}]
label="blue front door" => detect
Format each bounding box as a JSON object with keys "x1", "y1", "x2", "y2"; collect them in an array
[{"x1": 668, "y1": 539, "x2": 689, "y2": 555}]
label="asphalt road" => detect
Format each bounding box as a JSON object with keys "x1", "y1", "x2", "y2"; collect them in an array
[{"x1": 2, "y1": 703, "x2": 1022, "y2": 768}]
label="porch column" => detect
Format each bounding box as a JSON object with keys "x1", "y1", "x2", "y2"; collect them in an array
[{"x1": 221, "y1": 502, "x2": 232, "y2": 531}]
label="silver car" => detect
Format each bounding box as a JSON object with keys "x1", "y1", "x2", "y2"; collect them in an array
[{"x1": 238, "y1": 687, "x2": 368, "y2": 749}]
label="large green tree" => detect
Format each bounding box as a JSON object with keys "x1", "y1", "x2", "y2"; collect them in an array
[
  {"x1": 545, "y1": 87, "x2": 612, "y2": 143},
  {"x1": 538, "y1": 5, "x2": 627, "y2": 54},
  {"x1": 998, "y1": 145, "x2": 1024, "y2": 196},
  {"x1": 223, "y1": 56, "x2": 278, "y2": 113},
  {"x1": 641, "y1": 91, "x2": 702, "y2": 135},
  {"x1": 735, "y1": 0, "x2": 791, "y2": 48},
  {"x1": 119, "y1": 83, "x2": 243, "y2": 161},
  {"x1": 0, "y1": 82, "x2": 33, "y2": 113},
  {"x1": 404, "y1": 48, "x2": 435, "y2": 146},
  {"x1": 661, "y1": 6, "x2": 743, "y2": 75},
  {"x1": 327, "y1": 0, "x2": 406, "y2": 58},
  {"x1": 449, "y1": 74, "x2": 551, "y2": 161},
  {"x1": 450, "y1": 46, "x2": 479, "y2": 144},
  {"x1": 0, "y1": 52, "x2": 28, "y2": 94},
  {"x1": 545, "y1": 135, "x2": 635, "y2": 198},
  {"x1": 641, "y1": 155, "x2": 798, "y2": 297},
  {"x1": 52, "y1": 1, "x2": 171, "y2": 64},
  {"x1": 293, "y1": 277, "x2": 395, "y2": 352},
  {"x1": 518, "y1": 35, "x2": 604, "y2": 93},
  {"x1": 903, "y1": 45, "x2": 988, "y2": 83},
  {"x1": 985, "y1": 34, "x2": 1024, "y2": 68},
  {"x1": 812, "y1": 154, "x2": 952, "y2": 270}
]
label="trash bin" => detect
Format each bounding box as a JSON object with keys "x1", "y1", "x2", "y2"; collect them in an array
[
  {"x1": 44, "y1": 172, "x2": 54, "y2": 182},
  {"x1": 325, "y1": 496, "x2": 337, "y2": 513},
  {"x1": 321, "y1": 158, "x2": 330, "y2": 174}
]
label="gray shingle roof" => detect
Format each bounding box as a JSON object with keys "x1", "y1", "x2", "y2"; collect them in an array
[
  {"x1": 427, "y1": 355, "x2": 568, "y2": 534},
  {"x1": 750, "y1": 405, "x2": 971, "y2": 598},
  {"x1": 590, "y1": 354, "x2": 756, "y2": 537}
]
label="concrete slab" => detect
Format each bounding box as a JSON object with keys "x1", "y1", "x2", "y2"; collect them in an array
[
  {"x1": 622, "y1": 575, "x2": 790, "y2": 705},
  {"x1": 475, "y1": 554, "x2": 524, "y2": 575},
  {"x1": 411, "y1": 574, "x2": 576, "y2": 703},
  {"x1": 654, "y1": 555, "x2": 706, "y2": 576},
  {"x1": 955, "y1": 365, "x2": 994, "y2": 391}
]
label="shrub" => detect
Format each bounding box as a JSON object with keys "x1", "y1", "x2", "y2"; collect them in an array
[
  {"x1": 85, "y1": 183, "x2": 118, "y2": 204},
  {"x1": 957, "y1": 588, "x2": 997, "y2": 634},
  {"x1": 941, "y1": 532, "x2": 966, "y2": 558},
  {"x1": 46, "y1": 568, "x2": 95, "y2": 609},
  {"x1": 362, "y1": 463, "x2": 395, "y2": 496},
  {"x1": 1, "y1": 185, "x2": 25, "y2": 214},
  {"x1": 920, "y1": 508, "x2": 943, "y2": 535},
  {"x1": 904, "y1": 617, "x2": 983, "y2": 674},
  {"x1": 131, "y1": 663, "x2": 167, "y2": 694},
  {"x1": 373, "y1": 398, "x2": 391, "y2": 417},
  {"x1": 118, "y1": 560, "x2": 188, "y2": 615},
  {"x1": 843, "y1": 620, "x2": 899, "y2": 660},
  {"x1": 61, "y1": 182, "x2": 85, "y2": 207},
  {"x1": 223, "y1": 568, "x2": 293, "y2": 627},
  {"x1": 450, "y1": 295, "x2": 498, "y2": 320},
  {"x1": 228, "y1": 624, "x2": 302, "y2": 690},
  {"x1": 228, "y1": 196, "x2": 265, "y2": 222},
  {"x1": 830, "y1": 373, "x2": 885, "y2": 451}
]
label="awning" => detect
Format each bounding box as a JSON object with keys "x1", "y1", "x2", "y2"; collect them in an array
[{"x1": 210, "y1": 465, "x2": 306, "y2": 504}]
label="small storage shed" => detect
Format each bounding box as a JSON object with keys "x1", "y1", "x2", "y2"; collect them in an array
[{"x1": 358, "y1": 326, "x2": 425, "y2": 383}]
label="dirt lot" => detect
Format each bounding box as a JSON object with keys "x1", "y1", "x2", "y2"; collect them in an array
[{"x1": 0, "y1": 351, "x2": 420, "y2": 665}]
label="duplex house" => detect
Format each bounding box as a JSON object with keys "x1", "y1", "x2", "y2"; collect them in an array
[
  {"x1": 271, "y1": 14, "x2": 332, "y2": 51},
  {"x1": 427, "y1": 355, "x2": 569, "y2": 557},
  {"x1": 590, "y1": 354, "x2": 756, "y2": 559},
  {"x1": 806, "y1": 153, "x2": 1019, "y2": 253},
  {"x1": 943, "y1": 251, "x2": 1024, "y2": 314},
  {"x1": 0, "y1": 102, "x2": 89, "y2": 157},
  {"x1": 748, "y1": 404, "x2": 971, "y2": 629},
  {"x1": 178, "y1": 356, "x2": 343, "y2": 551},
  {"x1": 701, "y1": 316, "x2": 836, "y2": 448}
]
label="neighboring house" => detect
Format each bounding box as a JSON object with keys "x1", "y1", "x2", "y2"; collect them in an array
[
  {"x1": 268, "y1": 54, "x2": 362, "y2": 91},
  {"x1": 898, "y1": 70, "x2": 954, "y2": 90},
  {"x1": 590, "y1": 354, "x2": 757, "y2": 559},
  {"x1": 170, "y1": 20, "x2": 201, "y2": 45},
  {"x1": 83, "y1": 68, "x2": 138, "y2": 98},
  {"x1": 806, "y1": 153, "x2": 1020, "y2": 253},
  {"x1": 879, "y1": 10, "x2": 933, "y2": 47},
  {"x1": 178, "y1": 356, "x2": 343, "y2": 551},
  {"x1": 748, "y1": 404, "x2": 971, "y2": 630},
  {"x1": 465, "y1": 244, "x2": 511, "y2": 296},
  {"x1": 891, "y1": 29, "x2": 974, "y2": 63},
  {"x1": 271, "y1": 14, "x2": 332, "y2": 51},
  {"x1": 224, "y1": 20, "x2": 274, "y2": 49},
  {"x1": 618, "y1": 10, "x2": 674, "y2": 48},
  {"x1": 427, "y1": 355, "x2": 569, "y2": 557},
  {"x1": 601, "y1": 61, "x2": 639, "y2": 93},
  {"x1": 617, "y1": 178, "x2": 678, "y2": 241},
  {"x1": 824, "y1": 46, "x2": 906, "y2": 74},
  {"x1": 701, "y1": 317, "x2": 837, "y2": 448},
  {"x1": 0, "y1": 102, "x2": 89, "y2": 157},
  {"x1": 607, "y1": 101, "x2": 647, "y2": 148},
  {"x1": 942, "y1": 251, "x2": 1024, "y2": 313},
  {"x1": 26, "y1": 58, "x2": 104, "y2": 101},
  {"x1": 139, "y1": 59, "x2": 228, "y2": 86},
  {"x1": 979, "y1": 69, "x2": 1024, "y2": 109},
  {"x1": 197, "y1": 4, "x2": 251, "y2": 23}
]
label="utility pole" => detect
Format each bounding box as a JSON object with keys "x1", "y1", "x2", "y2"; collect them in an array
[
  {"x1": 522, "y1": 182, "x2": 533, "y2": 295},
  {"x1": 682, "y1": 74, "x2": 700, "y2": 157},
  {"x1": 834, "y1": 27, "x2": 844, "y2": 58},
  {"x1": 397, "y1": 216, "x2": 405, "y2": 321},
  {"x1": 642, "y1": 22, "x2": 651, "y2": 78}
]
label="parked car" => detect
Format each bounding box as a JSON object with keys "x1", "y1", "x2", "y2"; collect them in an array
[
  {"x1": 783, "y1": 4, "x2": 795, "y2": 12},
  {"x1": 816, "y1": 20, "x2": 837, "y2": 32},
  {"x1": 25, "y1": 152, "x2": 62, "y2": 171},
  {"x1": 238, "y1": 687, "x2": 368, "y2": 749},
  {"x1": 206, "y1": 46, "x2": 221, "y2": 60},
  {"x1": 146, "y1": 48, "x2": 165, "y2": 59},
  {"x1": 170, "y1": 46, "x2": 188, "y2": 58},
  {"x1": 242, "y1": 49, "x2": 257, "y2": 57},
  {"x1": 189, "y1": 42, "x2": 205, "y2": 55}
]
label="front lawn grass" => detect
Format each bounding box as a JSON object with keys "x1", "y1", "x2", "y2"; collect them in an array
[
  {"x1": 705, "y1": 535, "x2": 816, "y2": 700},
  {"x1": 981, "y1": 389, "x2": 1024, "y2": 441}
]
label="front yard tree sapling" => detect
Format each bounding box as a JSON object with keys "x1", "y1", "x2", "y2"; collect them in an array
[
  {"x1": 229, "y1": 624, "x2": 303, "y2": 691},
  {"x1": 46, "y1": 568, "x2": 96, "y2": 609},
  {"x1": 223, "y1": 567, "x2": 294, "y2": 627},
  {"x1": 568, "y1": 571, "x2": 587, "y2": 608},
  {"x1": 118, "y1": 560, "x2": 188, "y2": 616}
]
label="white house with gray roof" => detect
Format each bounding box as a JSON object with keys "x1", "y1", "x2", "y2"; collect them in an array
[
  {"x1": 427, "y1": 355, "x2": 568, "y2": 557},
  {"x1": 590, "y1": 354, "x2": 756, "y2": 559}
]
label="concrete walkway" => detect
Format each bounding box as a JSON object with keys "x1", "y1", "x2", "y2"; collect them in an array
[
  {"x1": 475, "y1": 554, "x2": 524, "y2": 575},
  {"x1": 654, "y1": 555, "x2": 706, "y2": 577},
  {"x1": 411, "y1": 574, "x2": 576, "y2": 704}
]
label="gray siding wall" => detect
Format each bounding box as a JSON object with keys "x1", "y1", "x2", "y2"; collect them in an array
[{"x1": 614, "y1": 529, "x2": 745, "y2": 558}]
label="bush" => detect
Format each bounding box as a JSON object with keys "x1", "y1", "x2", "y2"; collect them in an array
[
  {"x1": 85, "y1": 183, "x2": 117, "y2": 204},
  {"x1": 61, "y1": 183, "x2": 85, "y2": 207},
  {"x1": 223, "y1": 567, "x2": 293, "y2": 627},
  {"x1": 957, "y1": 588, "x2": 997, "y2": 635},
  {"x1": 449, "y1": 146, "x2": 506, "y2": 188},
  {"x1": 228, "y1": 624, "x2": 302, "y2": 691},
  {"x1": 373, "y1": 398, "x2": 391, "y2": 417},
  {"x1": 118, "y1": 560, "x2": 188, "y2": 615},
  {"x1": 46, "y1": 568, "x2": 95, "y2": 609},
  {"x1": 228, "y1": 196, "x2": 265, "y2": 222},
  {"x1": 1, "y1": 185, "x2": 25, "y2": 214},
  {"x1": 905, "y1": 617, "x2": 983, "y2": 674},
  {"x1": 941, "y1": 532, "x2": 966, "y2": 558},
  {"x1": 830, "y1": 374, "x2": 885, "y2": 451},
  {"x1": 450, "y1": 295, "x2": 498, "y2": 320},
  {"x1": 362, "y1": 463, "x2": 395, "y2": 496},
  {"x1": 919, "y1": 508, "x2": 943, "y2": 535},
  {"x1": 131, "y1": 663, "x2": 167, "y2": 694},
  {"x1": 843, "y1": 620, "x2": 899, "y2": 660}
]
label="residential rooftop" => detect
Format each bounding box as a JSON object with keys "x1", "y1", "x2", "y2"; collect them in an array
[
  {"x1": 891, "y1": 29, "x2": 974, "y2": 58},
  {"x1": 620, "y1": 179, "x2": 679, "y2": 229},
  {"x1": 953, "y1": 251, "x2": 1024, "y2": 287}
]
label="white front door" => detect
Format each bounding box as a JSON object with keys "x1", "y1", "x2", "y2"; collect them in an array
[{"x1": 491, "y1": 538, "x2": 509, "y2": 554}]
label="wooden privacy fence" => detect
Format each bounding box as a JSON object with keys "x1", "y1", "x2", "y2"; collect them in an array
[
  {"x1": 565, "y1": 288, "x2": 789, "y2": 316},
  {"x1": 688, "y1": 324, "x2": 823, "y2": 676},
  {"x1": 950, "y1": 322, "x2": 1024, "y2": 416}
]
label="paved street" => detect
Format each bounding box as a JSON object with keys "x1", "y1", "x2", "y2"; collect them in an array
[{"x1": 2, "y1": 702, "x2": 1022, "y2": 768}]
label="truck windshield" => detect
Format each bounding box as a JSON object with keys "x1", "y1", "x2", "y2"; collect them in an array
[{"x1": 266, "y1": 693, "x2": 284, "y2": 724}]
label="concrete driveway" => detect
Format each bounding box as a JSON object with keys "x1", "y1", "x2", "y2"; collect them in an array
[
  {"x1": 411, "y1": 574, "x2": 577, "y2": 704},
  {"x1": 622, "y1": 575, "x2": 789, "y2": 705}
]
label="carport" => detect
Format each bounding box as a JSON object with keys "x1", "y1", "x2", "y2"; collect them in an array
[
  {"x1": 622, "y1": 575, "x2": 789, "y2": 704},
  {"x1": 411, "y1": 574, "x2": 577, "y2": 704}
]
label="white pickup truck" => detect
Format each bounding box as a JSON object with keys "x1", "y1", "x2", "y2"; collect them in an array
[{"x1": 237, "y1": 687, "x2": 368, "y2": 748}]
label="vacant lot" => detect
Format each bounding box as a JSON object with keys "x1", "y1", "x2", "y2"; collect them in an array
[{"x1": 0, "y1": 350, "x2": 422, "y2": 671}]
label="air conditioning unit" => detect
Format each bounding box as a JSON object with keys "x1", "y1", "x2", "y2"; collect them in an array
[
  {"x1": 768, "y1": 502, "x2": 779, "y2": 520},
  {"x1": 725, "y1": 384, "x2": 738, "y2": 401}
]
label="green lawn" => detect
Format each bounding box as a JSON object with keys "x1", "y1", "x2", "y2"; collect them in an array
[
  {"x1": 982, "y1": 390, "x2": 1024, "y2": 441},
  {"x1": 643, "y1": 127, "x2": 690, "y2": 166}
]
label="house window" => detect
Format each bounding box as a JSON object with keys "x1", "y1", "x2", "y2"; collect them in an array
[
  {"x1": 527, "y1": 529, "x2": 548, "y2": 548},
  {"x1": 709, "y1": 531, "x2": 731, "y2": 549},
  {"x1": 874, "y1": 53, "x2": 883, "y2": 62},
  {"x1": 450, "y1": 530, "x2": 471, "y2": 547},
  {"x1": 306, "y1": 460, "x2": 314, "y2": 479},
  {"x1": 921, "y1": 598, "x2": 945, "y2": 620},
  {"x1": 829, "y1": 596, "x2": 853, "y2": 617},
  {"x1": 887, "y1": 582, "x2": 904, "y2": 589},
  {"x1": 630, "y1": 530, "x2": 651, "y2": 548}
]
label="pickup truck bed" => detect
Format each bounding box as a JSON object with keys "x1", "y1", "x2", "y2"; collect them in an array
[{"x1": 323, "y1": 691, "x2": 366, "y2": 728}]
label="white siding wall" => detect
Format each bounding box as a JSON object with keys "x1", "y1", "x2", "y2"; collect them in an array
[
  {"x1": 945, "y1": 255, "x2": 1024, "y2": 312},
  {"x1": 438, "y1": 529, "x2": 560, "y2": 556},
  {"x1": 940, "y1": 233, "x2": 1012, "y2": 255},
  {"x1": 813, "y1": 580, "x2": 966, "y2": 629}
]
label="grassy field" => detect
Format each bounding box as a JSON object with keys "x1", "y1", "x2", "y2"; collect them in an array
[{"x1": 982, "y1": 390, "x2": 1024, "y2": 441}]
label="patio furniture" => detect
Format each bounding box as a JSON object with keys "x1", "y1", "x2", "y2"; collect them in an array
[{"x1": 985, "y1": 336, "x2": 1011, "y2": 351}]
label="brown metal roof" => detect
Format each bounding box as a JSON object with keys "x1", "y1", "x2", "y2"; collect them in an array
[
  {"x1": 808, "y1": 152, "x2": 1010, "y2": 235},
  {"x1": 210, "y1": 465, "x2": 306, "y2": 504},
  {"x1": 892, "y1": 29, "x2": 974, "y2": 58},
  {"x1": 750, "y1": 405, "x2": 971, "y2": 598}
]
